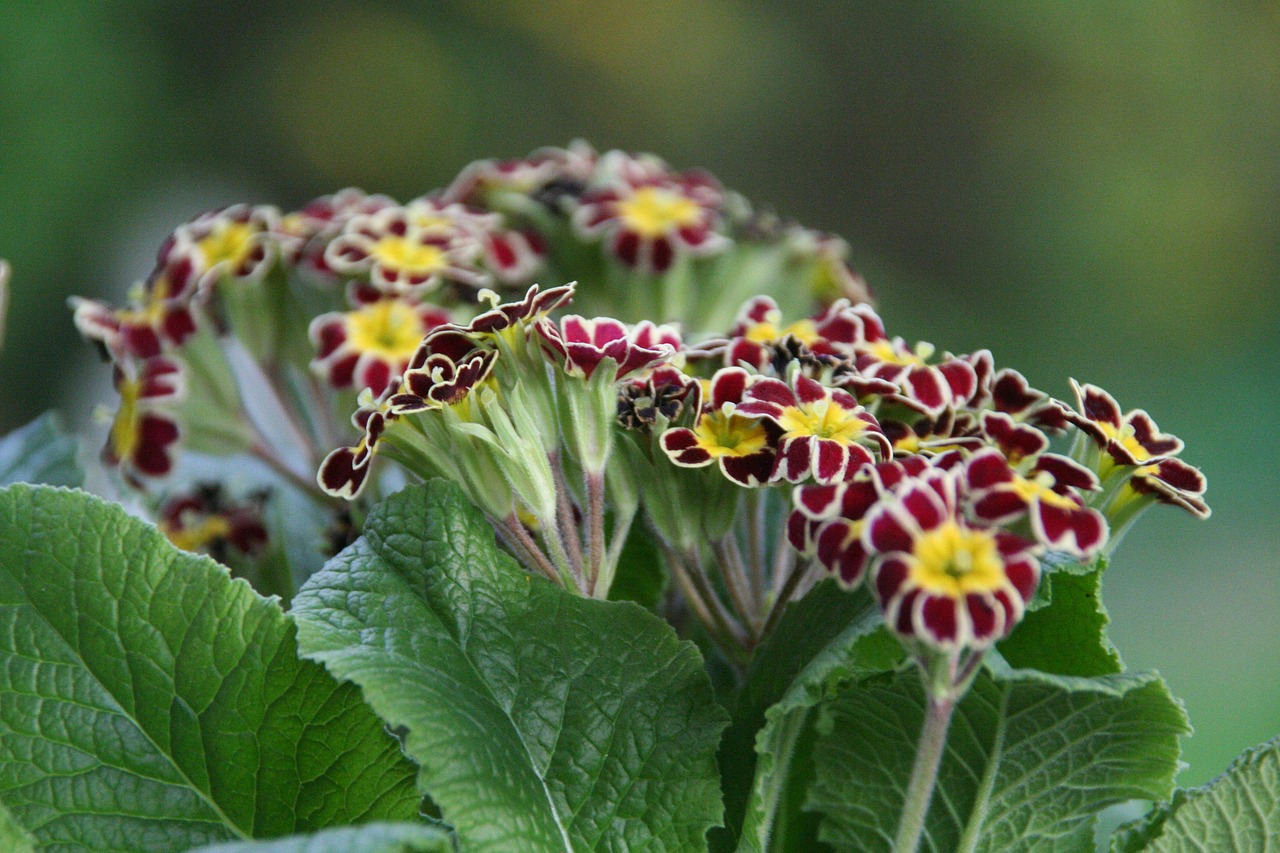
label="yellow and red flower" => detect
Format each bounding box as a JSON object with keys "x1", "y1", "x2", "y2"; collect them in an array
[
  {"x1": 280, "y1": 188, "x2": 397, "y2": 279},
  {"x1": 309, "y1": 294, "x2": 451, "y2": 397},
  {"x1": 964, "y1": 413, "x2": 1108, "y2": 558},
  {"x1": 158, "y1": 484, "x2": 268, "y2": 562},
  {"x1": 660, "y1": 367, "x2": 778, "y2": 487},
  {"x1": 866, "y1": 469, "x2": 1041, "y2": 650},
  {"x1": 572, "y1": 151, "x2": 729, "y2": 273},
  {"x1": 173, "y1": 204, "x2": 283, "y2": 287},
  {"x1": 537, "y1": 315, "x2": 680, "y2": 380},
  {"x1": 724, "y1": 295, "x2": 821, "y2": 371},
  {"x1": 103, "y1": 356, "x2": 184, "y2": 486},
  {"x1": 443, "y1": 140, "x2": 598, "y2": 209},
  {"x1": 324, "y1": 206, "x2": 487, "y2": 295},
  {"x1": 813, "y1": 301, "x2": 977, "y2": 417},
  {"x1": 72, "y1": 256, "x2": 200, "y2": 359},
  {"x1": 737, "y1": 372, "x2": 892, "y2": 485},
  {"x1": 789, "y1": 457, "x2": 933, "y2": 586},
  {"x1": 1066, "y1": 381, "x2": 1209, "y2": 519}
]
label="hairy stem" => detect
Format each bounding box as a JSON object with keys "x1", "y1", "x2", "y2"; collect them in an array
[
  {"x1": 893, "y1": 693, "x2": 955, "y2": 853},
  {"x1": 500, "y1": 515, "x2": 562, "y2": 585}
]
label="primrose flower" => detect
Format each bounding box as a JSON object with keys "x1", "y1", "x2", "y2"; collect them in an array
[
  {"x1": 724, "y1": 295, "x2": 821, "y2": 371},
  {"x1": 158, "y1": 484, "x2": 268, "y2": 561},
  {"x1": 324, "y1": 206, "x2": 487, "y2": 295},
  {"x1": 103, "y1": 356, "x2": 184, "y2": 486},
  {"x1": 538, "y1": 315, "x2": 680, "y2": 380},
  {"x1": 964, "y1": 413, "x2": 1107, "y2": 558},
  {"x1": 317, "y1": 400, "x2": 391, "y2": 499},
  {"x1": 866, "y1": 469, "x2": 1041, "y2": 651},
  {"x1": 660, "y1": 367, "x2": 777, "y2": 487},
  {"x1": 173, "y1": 204, "x2": 283, "y2": 287},
  {"x1": 814, "y1": 301, "x2": 977, "y2": 417},
  {"x1": 403, "y1": 197, "x2": 545, "y2": 286},
  {"x1": 309, "y1": 295, "x2": 452, "y2": 397},
  {"x1": 1066, "y1": 380, "x2": 1209, "y2": 520},
  {"x1": 385, "y1": 331, "x2": 498, "y2": 415},
  {"x1": 281, "y1": 188, "x2": 397, "y2": 278},
  {"x1": 737, "y1": 371, "x2": 892, "y2": 485},
  {"x1": 789, "y1": 457, "x2": 932, "y2": 585},
  {"x1": 1066, "y1": 381, "x2": 1184, "y2": 467},
  {"x1": 617, "y1": 364, "x2": 701, "y2": 431},
  {"x1": 72, "y1": 256, "x2": 200, "y2": 359},
  {"x1": 573, "y1": 151, "x2": 729, "y2": 273},
  {"x1": 444, "y1": 140, "x2": 598, "y2": 209}
]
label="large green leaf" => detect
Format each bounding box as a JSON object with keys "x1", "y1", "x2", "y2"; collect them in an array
[
  {"x1": 1111, "y1": 735, "x2": 1280, "y2": 852},
  {"x1": 192, "y1": 822, "x2": 452, "y2": 853},
  {"x1": 0, "y1": 485, "x2": 420, "y2": 852},
  {"x1": 808, "y1": 665, "x2": 1189, "y2": 852},
  {"x1": 0, "y1": 411, "x2": 81, "y2": 487},
  {"x1": 998, "y1": 561, "x2": 1122, "y2": 677},
  {"x1": 716, "y1": 581, "x2": 901, "y2": 852},
  {"x1": 291, "y1": 480, "x2": 730, "y2": 852}
]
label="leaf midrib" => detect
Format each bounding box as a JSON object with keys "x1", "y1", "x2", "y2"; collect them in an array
[
  {"x1": 378, "y1": 544, "x2": 577, "y2": 853},
  {"x1": 0, "y1": 534, "x2": 252, "y2": 842}
]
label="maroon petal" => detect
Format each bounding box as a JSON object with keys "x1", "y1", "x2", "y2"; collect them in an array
[{"x1": 720, "y1": 450, "x2": 774, "y2": 487}]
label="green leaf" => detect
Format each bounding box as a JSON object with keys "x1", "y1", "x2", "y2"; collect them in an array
[
  {"x1": 191, "y1": 821, "x2": 453, "y2": 853},
  {"x1": 998, "y1": 561, "x2": 1122, "y2": 677},
  {"x1": 808, "y1": 666, "x2": 1190, "y2": 853},
  {"x1": 291, "y1": 480, "x2": 730, "y2": 852},
  {"x1": 1111, "y1": 735, "x2": 1280, "y2": 852},
  {"x1": 716, "y1": 581, "x2": 902, "y2": 852},
  {"x1": 606, "y1": 522, "x2": 666, "y2": 608},
  {"x1": 0, "y1": 411, "x2": 82, "y2": 487},
  {"x1": 0, "y1": 485, "x2": 420, "y2": 852},
  {"x1": 0, "y1": 801, "x2": 34, "y2": 853}
]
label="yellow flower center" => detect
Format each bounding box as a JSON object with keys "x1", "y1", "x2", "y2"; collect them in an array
[
  {"x1": 866, "y1": 339, "x2": 933, "y2": 367},
  {"x1": 776, "y1": 399, "x2": 868, "y2": 444},
  {"x1": 197, "y1": 221, "x2": 257, "y2": 269},
  {"x1": 1099, "y1": 422, "x2": 1152, "y2": 462},
  {"x1": 408, "y1": 210, "x2": 454, "y2": 231},
  {"x1": 345, "y1": 301, "x2": 427, "y2": 360},
  {"x1": 1009, "y1": 471, "x2": 1079, "y2": 510},
  {"x1": 616, "y1": 187, "x2": 702, "y2": 238},
  {"x1": 744, "y1": 319, "x2": 819, "y2": 346},
  {"x1": 368, "y1": 236, "x2": 448, "y2": 275},
  {"x1": 110, "y1": 378, "x2": 142, "y2": 460},
  {"x1": 164, "y1": 515, "x2": 232, "y2": 553},
  {"x1": 909, "y1": 521, "x2": 1005, "y2": 596},
  {"x1": 692, "y1": 411, "x2": 770, "y2": 458}
]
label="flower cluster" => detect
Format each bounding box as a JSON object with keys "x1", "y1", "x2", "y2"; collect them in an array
[{"x1": 70, "y1": 141, "x2": 1209, "y2": 682}]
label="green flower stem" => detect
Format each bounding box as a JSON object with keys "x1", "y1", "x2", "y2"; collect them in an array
[
  {"x1": 549, "y1": 452, "x2": 586, "y2": 581},
  {"x1": 760, "y1": 557, "x2": 811, "y2": 641},
  {"x1": 893, "y1": 692, "x2": 956, "y2": 853},
  {"x1": 539, "y1": 515, "x2": 584, "y2": 592},
  {"x1": 712, "y1": 536, "x2": 760, "y2": 634},
  {"x1": 771, "y1": 526, "x2": 797, "y2": 599},
  {"x1": 746, "y1": 489, "x2": 768, "y2": 607},
  {"x1": 500, "y1": 514, "x2": 562, "y2": 585},
  {"x1": 248, "y1": 441, "x2": 327, "y2": 501},
  {"x1": 661, "y1": 541, "x2": 749, "y2": 662},
  {"x1": 584, "y1": 470, "x2": 607, "y2": 597}
]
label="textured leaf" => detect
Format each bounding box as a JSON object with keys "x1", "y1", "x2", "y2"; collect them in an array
[
  {"x1": 191, "y1": 821, "x2": 452, "y2": 853},
  {"x1": 0, "y1": 411, "x2": 82, "y2": 487},
  {"x1": 0, "y1": 485, "x2": 420, "y2": 852},
  {"x1": 292, "y1": 480, "x2": 729, "y2": 852},
  {"x1": 999, "y1": 561, "x2": 1122, "y2": 677},
  {"x1": 808, "y1": 665, "x2": 1189, "y2": 853},
  {"x1": 1111, "y1": 735, "x2": 1280, "y2": 852},
  {"x1": 0, "y1": 801, "x2": 34, "y2": 853},
  {"x1": 716, "y1": 581, "x2": 901, "y2": 852}
]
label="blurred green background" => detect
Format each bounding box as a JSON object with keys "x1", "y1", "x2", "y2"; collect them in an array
[{"x1": 2, "y1": 1, "x2": 1276, "y2": 786}]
